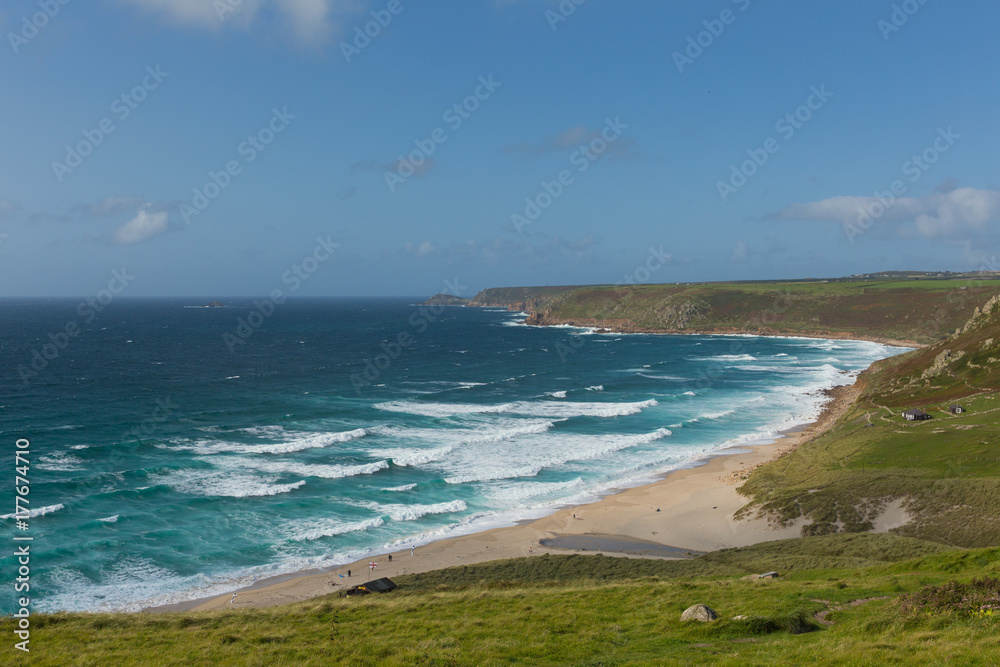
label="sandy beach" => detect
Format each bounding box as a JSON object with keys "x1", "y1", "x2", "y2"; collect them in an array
[{"x1": 152, "y1": 381, "x2": 903, "y2": 614}]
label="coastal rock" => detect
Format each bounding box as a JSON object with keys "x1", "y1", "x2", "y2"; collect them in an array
[
  {"x1": 960, "y1": 294, "x2": 1000, "y2": 333},
  {"x1": 921, "y1": 349, "x2": 965, "y2": 380},
  {"x1": 680, "y1": 604, "x2": 717, "y2": 622},
  {"x1": 422, "y1": 293, "x2": 471, "y2": 307}
]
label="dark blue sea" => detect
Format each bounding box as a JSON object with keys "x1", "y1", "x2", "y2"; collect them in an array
[{"x1": 0, "y1": 298, "x2": 905, "y2": 612}]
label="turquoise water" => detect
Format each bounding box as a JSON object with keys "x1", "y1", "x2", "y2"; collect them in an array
[{"x1": 0, "y1": 299, "x2": 905, "y2": 612}]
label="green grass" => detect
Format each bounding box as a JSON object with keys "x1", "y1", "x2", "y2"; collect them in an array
[
  {"x1": 737, "y1": 298, "x2": 1000, "y2": 547},
  {"x1": 6, "y1": 539, "x2": 1000, "y2": 666},
  {"x1": 738, "y1": 396, "x2": 1000, "y2": 545},
  {"x1": 396, "y1": 534, "x2": 952, "y2": 592}
]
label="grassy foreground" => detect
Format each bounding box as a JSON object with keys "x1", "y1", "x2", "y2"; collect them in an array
[{"x1": 4, "y1": 535, "x2": 1000, "y2": 666}]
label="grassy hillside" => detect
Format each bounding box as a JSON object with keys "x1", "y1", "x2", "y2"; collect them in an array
[
  {"x1": 5, "y1": 535, "x2": 999, "y2": 665},
  {"x1": 468, "y1": 285, "x2": 580, "y2": 310},
  {"x1": 738, "y1": 293, "x2": 1000, "y2": 546},
  {"x1": 471, "y1": 277, "x2": 1000, "y2": 344}
]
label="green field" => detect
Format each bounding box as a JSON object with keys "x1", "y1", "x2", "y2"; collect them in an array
[{"x1": 5, "y1": 535, "x2": 999, "y2": 665}]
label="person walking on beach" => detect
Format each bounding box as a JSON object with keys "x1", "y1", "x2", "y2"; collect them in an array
[
  {"x1": 411, "y1": 547, "x2": 415, "y2": 556},
  {"x1": 347, "y1": 569, "x2": 351, "y2": 577},
  {"x1": 230, "y1": 593, "x2": 237, "y2": 604}
]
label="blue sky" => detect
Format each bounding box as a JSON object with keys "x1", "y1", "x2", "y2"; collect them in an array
[{"x1": 2, "y1": 0, "x2": 998, "y2": 297}]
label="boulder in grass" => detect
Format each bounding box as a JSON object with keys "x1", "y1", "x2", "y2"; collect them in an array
[{"x1": 680, "y1": 604, "x2": 717, "y2": 622}]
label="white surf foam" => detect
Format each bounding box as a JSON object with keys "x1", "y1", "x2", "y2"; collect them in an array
[
  {"x1": 355, "y1": 499, "x2": 469, "y2": 522},
  {"x1": 690, "y1": 354, "x2": 757, "y2": 362},
  {"x1": 698, "y1": 409, "x2": 736, "y2": 420},
  {"x1": 173, "y1": 428, "x2": 369, "y2": 455},
  {"x1": 440, "y1": 427, "x2": 672, "y2": 484},
  {"x1": 154, "y1": 470, "x2": 306, "y2": 498},
  {"x1": 37, "y1": 453, "x2": 85, "y2": 471},
  {"x1": 382, "y1": 446, "x2": 454, "y2": 467},
  {"x1": 285, "y1": 516, "x2": 386, "y2": 543},
  {"x1": 374, "y1": 399, "x2": 657, "y2": 420},
  {"x1": 375, "y1": 419, "x2": 557, "y2": 467},
  {"x1": 203, "y1": 456, "x2": 389, "y2": 480},
  {"x1": 1, "y1": 503, "x2": 65, "y2": 519},
  {"x1": 237, "y1": 425, "x2": 290, "y2": 437},
  {"x1": 483, "y1": 478, "x2": 585, "y2": 503},
  {"x1": 382, "y1": 483, "x2": 418, "y2": 492}
]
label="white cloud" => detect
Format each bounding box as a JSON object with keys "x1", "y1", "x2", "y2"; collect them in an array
[
  {"x1": 767, "y1": 187, "x2": 1000, "y2": 239},
  {"x1": 73, "y1": 196, "x2": 144, "y2": 218},
  {"x1": 912, "y1": 188, "x2": 1000, "y2": 237},
  {"x1": 504, "y1": 124, "x2": 640, "y2": 160},
  {"x1": 404, "y1": 241, "x2": 438, "y2": 257},
  {"x1": 121, "y1": 0, "x2": 359, "y2": 44},
  {"x1": 281, "y1": 0, "x2": 334, "y2": 43},
  {"x1": 113, "y1": 209, "x2": 170, "y2": 244}
]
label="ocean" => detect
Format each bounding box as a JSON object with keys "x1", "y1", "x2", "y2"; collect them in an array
[{"x1": 0, "y1": 298, "x2": 905, "y2": 613}]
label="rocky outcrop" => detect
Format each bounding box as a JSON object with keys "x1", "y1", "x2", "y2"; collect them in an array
[
  {"x1": 423, "y1": 294, "x2": 471, "y2": 306},
  {"x1": 960, "y1": 293, "x2": 1000, "y2": 334},
  {"x1": 921, "y1": 349, "x2": 966, "y2": 380},
  {"x1": 680, "y1": 604, "x2": 717, "y2": 622}
]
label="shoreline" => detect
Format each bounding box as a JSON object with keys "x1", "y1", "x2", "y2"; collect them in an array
[
  {"x1": 516, "y1": 316, "x2": 924, "y2": 349},
  {"x1": 150, "y1": 378, "x2": 881, "y2": 614}
]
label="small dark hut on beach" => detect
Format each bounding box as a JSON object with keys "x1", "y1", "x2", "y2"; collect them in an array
[
  {"x1": 341, "y1": 577, "x2": 397, "y2": 597},
  {"x1": 903, "y1": 409, "x2": 932, "y2": 421}
]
